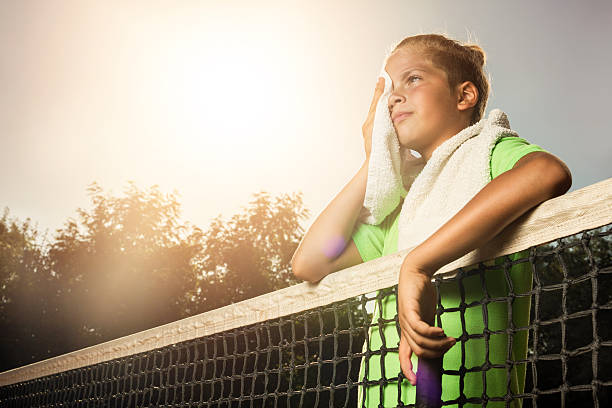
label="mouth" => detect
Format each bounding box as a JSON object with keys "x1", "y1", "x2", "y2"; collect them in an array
[{"x1": 392, "y1": 112, "x2": 412, "y2": 124}]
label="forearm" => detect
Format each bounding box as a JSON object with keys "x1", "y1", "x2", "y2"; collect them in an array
[
  {"x1": 291, "y1": 159, "x2": 369, "y2": 281},
  {"x1": 402, "y1": 153, "x2": 572, "y2": 278}
]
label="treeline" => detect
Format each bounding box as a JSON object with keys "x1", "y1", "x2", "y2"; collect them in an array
[{"x1": 0, "y1": 182, "x2": 310, "y2": 372}]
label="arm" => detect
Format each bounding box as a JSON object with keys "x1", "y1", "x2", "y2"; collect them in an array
[
  {"x1": 291, "y1": 77, "x2": 386, "y2": 282},
  {"x1": 290, "y1": 160, "x2": 369, "y2": 282},
  {"x1": 397, "y1": 151, "x2": 571, "y2": 383}
]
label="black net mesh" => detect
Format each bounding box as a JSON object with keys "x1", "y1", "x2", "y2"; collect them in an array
[{"x1": 1, "y1": 224, "x2": 611, "y2": 408}]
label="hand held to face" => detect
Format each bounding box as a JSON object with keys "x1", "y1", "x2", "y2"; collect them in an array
[{"x1": 362, "y1": 77, "x2": 385, "y2": 160}]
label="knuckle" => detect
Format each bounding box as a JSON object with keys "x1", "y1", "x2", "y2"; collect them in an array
[
  {"x1": 435, "y1": 342, "x2": 447, "y2": 351},
  {"x1": 432, "y1": 341, "x2": 446, "y2": 351},
  {"x1": 414, "y1": 337, "x2": 428, "y2": 348}
]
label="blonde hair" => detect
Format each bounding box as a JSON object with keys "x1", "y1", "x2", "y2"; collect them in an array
[{"x1": 391, "y1": 34, "x2": 489, "y2": 124}]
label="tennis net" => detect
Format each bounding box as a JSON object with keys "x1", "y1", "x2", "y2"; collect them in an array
[{"x1": 1, "y1": 178, "x2": 611, "y2": 407}]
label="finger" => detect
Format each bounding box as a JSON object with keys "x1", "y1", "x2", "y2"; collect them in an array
[
  {"x1": 406, "y1": 309, "x2": 445, "y2": 338},
  {"x1": 367, "y1": 77, "x2": 385, "y2": 115},
  {"x1": 403, "y1": 327, "x2": 455, "y2": 359},
  {"x1": 403, "y1": 310, "x2": 455, "y2": 351},
  {"x1": 399, "y1": 326, "x2": 447, "y2": 356},
  {"x1": 403, "y1": 309, "x2": 448, "y2": 342},
  {"x1": 398, "y1": 335, "x2": 416, "y2": 385},
  {"x1": 405, "y1": 321, "x2": 456, "y2": 353}
]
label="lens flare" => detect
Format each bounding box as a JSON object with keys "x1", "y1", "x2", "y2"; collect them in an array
[{"x1": 322, "y1": 235, "x2": 347, "y2": 259}]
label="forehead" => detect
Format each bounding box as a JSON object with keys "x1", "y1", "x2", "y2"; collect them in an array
[{"x1": 384, "y1": 47, "x2": 443, "y2": 77}]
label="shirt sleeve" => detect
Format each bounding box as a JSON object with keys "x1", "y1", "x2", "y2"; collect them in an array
[
  {"x1": 490, "y1": 136, "x2": 548, "y2": 179},
  {"x1": 351, "y1": 222, "x2": 385, "y2": 263},
  {"x1": 351, "y1": 204, "x2": 401, "y2": 263}
]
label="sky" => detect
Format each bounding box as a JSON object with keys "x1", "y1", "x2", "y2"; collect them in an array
[{"x1": 1, "y1": 0, "x2": 611, "y2": 238}]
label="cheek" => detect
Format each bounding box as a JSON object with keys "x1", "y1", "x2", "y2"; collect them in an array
[{"x1": 424, "y1": 90, "x2": 455, "y2": 116}]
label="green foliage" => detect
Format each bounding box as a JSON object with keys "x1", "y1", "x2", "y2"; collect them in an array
[
  {"x1": 0, "y1": 208, "x2": 55, "y2": 365},
  {"x1": 194, "y1": 191, "x2": 310, "y2": 312},
  {"x1": 0, "y1": 182, "x2": 310, "y2": 372},
  {"x1": 47, "y1": 182, "x2": 205, "y2": 351}
]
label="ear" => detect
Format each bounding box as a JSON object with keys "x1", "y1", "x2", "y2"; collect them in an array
[{"x1": 456, "y1": 81, "x2": 478, "y2": 112}]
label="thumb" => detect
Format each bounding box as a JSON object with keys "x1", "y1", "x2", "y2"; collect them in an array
[{"x1": 399, "y1": 334, "x2": 416, "y2": 385}]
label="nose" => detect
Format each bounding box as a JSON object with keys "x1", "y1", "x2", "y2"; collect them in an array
[{"x1": 388, "y1": 91, "x2": 405, "y2": 112}]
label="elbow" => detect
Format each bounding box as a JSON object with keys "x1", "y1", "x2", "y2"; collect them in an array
[
  {"x1": 291, "y1": 254, "x2": 327, "y2": 283},
  {"x1": 556, "y1": 167, "x2": 572, "y2": 196},
  {"x1": 543, "y1": 156, "x2": 572, "y2": 198},
  {"x1": 291, "y1": 257, "x2": 307, "y2": 281},
  {"x1": 290, "y1": 252, "x2": 306, "y2": 280},
  {"x1": 519, "y1": 152, "x2": 572, "y2": 200}
]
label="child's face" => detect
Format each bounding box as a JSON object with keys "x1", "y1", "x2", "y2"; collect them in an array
[{"x1": 385, "y1": 47, "x2": 465, "y2": 160}]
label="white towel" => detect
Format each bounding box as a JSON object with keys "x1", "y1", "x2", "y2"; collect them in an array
[
  {"x1": 360, "y1": 59, "x2": 518, "y2": 252},
  {"x1": 359, "y1": 59, "x2": 416, "y2": 225}
]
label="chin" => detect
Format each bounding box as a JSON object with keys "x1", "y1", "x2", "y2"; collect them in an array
[{"x1": 397, "y1": 136, "x2": 421, "y2": 150}]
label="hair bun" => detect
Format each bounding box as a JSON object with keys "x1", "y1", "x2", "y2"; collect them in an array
[{"x1": 464, "y1": 44, "x2": 486, "y2": 67}]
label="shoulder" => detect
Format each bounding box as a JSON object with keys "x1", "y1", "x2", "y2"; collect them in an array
[{"x1": 490, "y1": 136, "x2": 548, "y2": 179}]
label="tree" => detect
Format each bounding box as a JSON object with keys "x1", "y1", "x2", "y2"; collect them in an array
[
  {"x1": 1, "y1": 183, "x2": 311, "y2": 372},
  {"x1": 46, "y1": 182, "x2": 204, "y2": 354},
  {"x1": 0, "y1": 208, "x2": 55, "y2": 368},
  {"x1": 194, "y1": 191, "x2": 310, "y2": 312}
]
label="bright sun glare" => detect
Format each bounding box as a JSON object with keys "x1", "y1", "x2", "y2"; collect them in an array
[{"x1": 145, "y1": 27, "x2": 300, "y2": 163}]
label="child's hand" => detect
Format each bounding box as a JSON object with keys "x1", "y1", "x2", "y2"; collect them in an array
[
  {"x1": 397, "y1": 262, "x2": 456, "y2": 384},
  {"x1": 361, "y1": 77, "x2": 385, "y2": 160},
  {"x1": 398, "y1": 331, "x2": 416, "y2": 385}
]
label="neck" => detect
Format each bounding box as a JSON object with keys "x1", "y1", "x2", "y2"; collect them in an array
[{"x1": 419, "y1": 120, "x2": 472, "y2": 162}]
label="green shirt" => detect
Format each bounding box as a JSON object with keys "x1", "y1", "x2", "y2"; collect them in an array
[{"x1": 352, "y1": 136, "x2": 546, "y2": 407}]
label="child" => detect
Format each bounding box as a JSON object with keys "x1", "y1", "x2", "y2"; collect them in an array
[{"x1": 291, "y1": 34, "x2": 571, "y2": 407}]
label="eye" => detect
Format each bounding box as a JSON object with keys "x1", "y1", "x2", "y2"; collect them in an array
[{"x1": 406, "y1": 75, "x2": 421, "y2": 84}]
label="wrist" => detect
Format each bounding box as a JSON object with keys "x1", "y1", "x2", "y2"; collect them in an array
[
  {"x1": 400, "y1": 251, "x2": 435, "y2": 279},
  {"x1": 358, "y1": 158, "x2": 370, "y2": 182}
]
